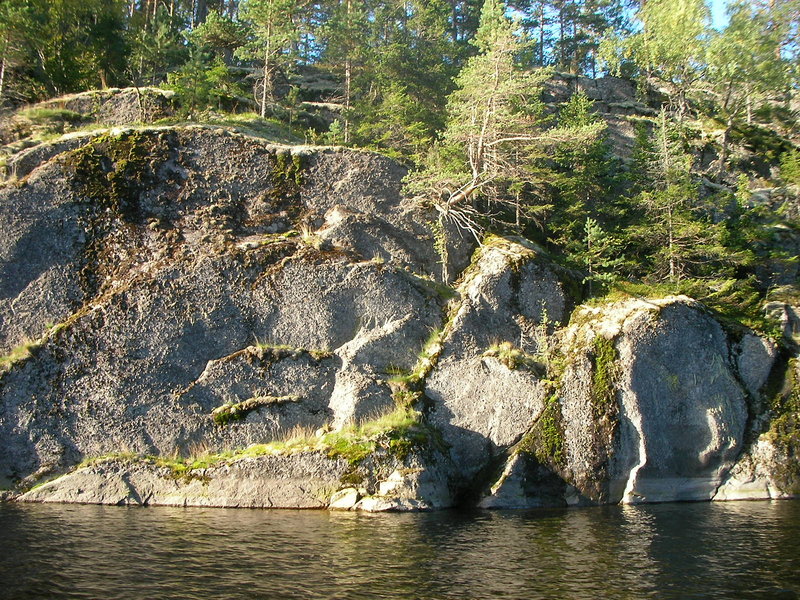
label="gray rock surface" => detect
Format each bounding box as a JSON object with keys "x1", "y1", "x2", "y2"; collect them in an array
[
  {"x1": 482, "y1": 296, "x2": 785, "y2": 508},
  {"x1": 764, "y1": 301, "x2": 800, "y2": 347},
  {"x1": 0, "y1": 127, "x2": 446, "y2": 488},
  {"x1": 0, "y1": 122, "x2": 795, "y2": 511},
  {"x1": 427, "y1": 238, "x2": 573, "y2": 483},
  {"x1": 20, "y1": 453, "x2": 348, "y2": 508},
  {"x1": 612, "y1": 300, "x2": 749, "y2": 503}
]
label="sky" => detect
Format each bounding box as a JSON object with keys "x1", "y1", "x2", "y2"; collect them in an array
[{"x1": 709, "y1": 0, "x2": 731, "y2": 30}]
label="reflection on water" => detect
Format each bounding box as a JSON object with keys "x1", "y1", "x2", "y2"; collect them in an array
[{"x1": 0, "y1": 501, "x2": 798, "y2": 600}]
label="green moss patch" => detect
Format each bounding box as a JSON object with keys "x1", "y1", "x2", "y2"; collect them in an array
[
  {"x1": 388, "y1": 328, "x2": 445, "y2": 391},
  {"x1": 68, "y1": 404, "x2": 438, "y2": 487},
  {"x1": 517, "y1": 394, "x2": 565, "y2": 467},
  {"x1": 0, "y1": 339, "x2": 42, "y2": 374},
  {"x1": 591, "y1": 336, "x2": 618, "y2": 415},
  {"x1": 588, "y1": 278, "x2": 785, "y2": 341},
  {"x1": 62, "y1": 129, "x2": 172, "y2": 219},
  {"x1": 764, "y1": 358, "x2": 800, "y2": 490},
  {"x1": 212, "y1": 395, "x2": 301, "y2": 426}
]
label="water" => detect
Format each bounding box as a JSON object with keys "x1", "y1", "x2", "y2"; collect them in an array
[{"x1": 1, "y1": 500, "x2": 798, "y2": 600}]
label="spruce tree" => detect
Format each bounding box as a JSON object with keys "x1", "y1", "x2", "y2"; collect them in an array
[{"x1": 628, "y1": 111, "x2": 726, "y2": 283}]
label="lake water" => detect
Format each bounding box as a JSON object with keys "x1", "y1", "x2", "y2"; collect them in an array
[{"x1": 0, "y1": 500, "x2": 798, "y2": 599}]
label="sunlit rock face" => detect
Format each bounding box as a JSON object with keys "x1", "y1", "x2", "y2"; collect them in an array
[{"x1": 0, "y1": 123, "x2": 796, "y2": 510}]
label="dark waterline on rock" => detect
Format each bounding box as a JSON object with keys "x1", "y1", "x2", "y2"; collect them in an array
[{"x1": 1, "y1": 500, "x2": 799, "y2": 600}]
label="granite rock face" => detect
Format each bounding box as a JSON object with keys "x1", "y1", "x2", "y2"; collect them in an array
[
  {"x1": 483, "y1": 297, "x2": 795, "y2": 508},
  {"x1": 1, "y1": 124, "x2": 797, "y2": 510},
  {"x1": 426, "y1": 238, "x2": 574, "y2": 487},
  {"x1": 19, "y1": 453, "x2": 349, "y2": 508},
  {"x1": 0, "y1": 127, "x2": 454, "y2": 492}
]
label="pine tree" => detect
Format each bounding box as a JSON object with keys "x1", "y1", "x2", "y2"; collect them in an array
[
  {"x1": 628, "y1": 112, "x2": 726, "y2": 283},
  {"x1": 600, "y1": 0, "x2": 708, "y2": 117},
  {"x1": 705, "y1": 1, "x2": 788, "y2": 170},
  {"x1": 237, "y1": 0, "x2": 300, "y2": 118},
  {"x1": 351, "y1": 0, "x2": 457, "y2": 161},
  {"x1": 581, "y1": 216, "x2": 621, "y2": 294},
  {"x1": 130, "y1": 5, "x2": 187, "y2": 86},
  {"x1": 407, "y1": 0, "x2": 601, "y2": 240},
  {"x1": 550, "y1": 89, "x2": 620, "y2": 246},
  {"x1": 190, "y1": 10, "x2": 246, "y2": 64},
  {"x1": 318, "y1": 0, "x2": 369, "y2": 143}
]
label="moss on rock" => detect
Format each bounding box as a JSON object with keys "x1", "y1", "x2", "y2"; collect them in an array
[{"x1": 518, "y1": 394, "x2": 565, "y2": 467}]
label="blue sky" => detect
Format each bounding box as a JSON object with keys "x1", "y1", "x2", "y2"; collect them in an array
[{"x1": 710, "y1": 0, "x2": 730, "y2": 30}]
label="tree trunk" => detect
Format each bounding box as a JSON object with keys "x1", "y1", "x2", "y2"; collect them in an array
[
  {"x1": 449, "y1": 0, "x2": 458, "y2": 42},
  {"x1": 538, "y1": 5, "x2": 545, "y2": 66},
  {"x1": 558, "y1": 7, "x2": 565, "y2": 67},
  {"x1": 343, "y1": 0, "x2": 352, "y2": 144},
  {"x1": 261, "y1": 36, "x2": 271, "y2": 118},
  {"x1": 0, "y1": 51, "x2": 6, "y2": 106},
  {"x1": 344, "y1": 56, "x2": 351, "y2": 143},
  {"x1": 668, "y1": 204, "x2": 675, "y2": 282},
  {"x1": 196, "y1": 0, "x2": 208, "y2": 25},
  {"x1": 718, "y1": 116, "x2": 733, "y2": 173}
]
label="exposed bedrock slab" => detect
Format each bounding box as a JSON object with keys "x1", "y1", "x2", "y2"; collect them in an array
[
  {"x1": 483, "y1": 296, "x2": 784, "y2": 508},
  {"x1": 19, "y1": 453, "x2": 349, "y2": 508},
  {"x1": 0, "y1": 129, "x2": 447, "y2": 485},
  {"x1": 426, "y1": 238, "x2": 575, "y2": 483},
  {"x1": 561, "y1": 298, "x2": 763, "y2": 505}
]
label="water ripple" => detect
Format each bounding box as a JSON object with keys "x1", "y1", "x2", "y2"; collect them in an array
[{"x1": 0, "y1": 501, "x2": 798, "y2": 600}]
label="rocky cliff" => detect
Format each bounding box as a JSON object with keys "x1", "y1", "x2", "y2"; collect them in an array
[{"x1": 0, "y1": 114, "x2": 798, "y2": 510}]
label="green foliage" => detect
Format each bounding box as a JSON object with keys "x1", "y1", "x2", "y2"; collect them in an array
[
  {"x1": 63, "y1": 130, "x2": 169, "y2": 215},
  {"x1": 168, "y1": 47, "x2": 245, "y2": 113},
  {"x1": 764, "y1": 358, "x2": 800, "y2": 490},
  {"x1": 621, "y1": 112, "x2": 739, "y2": 283},
  {"x1": 518, "y1": 394, "x2": 564, "y2": 467},
  {"x1": 407, "y1": 0, "x2": 601, "y2": 240},
  {"x1": 189, "y1": 11, "x2": 246, "y2": 63},
  {"x1": 353, "y1": 83, "x2": 442, "y2": 163},
  {"x1": 130, "y1": 6, "x2": 188, "y2": 86},
  {"x1": 237, "y1": 0, "x2": 301, "y2": 114},
  {"x1": 0, "y1": 339, "x2": 42, "y2": 373},
  {"x1": 389, "y1": 328, "x2": 445, "y2": 389},
  {"x1": 705, "y1": 4, "x2": 787, "y2": 119},
  {"x1": 591, "y1": 336, "x2": 617, "y2": 413},
  {"x1": 212, "y1": 395, "x2": 301, "y2": 425},
  {"x1": 349, "y1": 0, "x2": 456, "y2": 161},
  {"x1": 600, "y1": 0, "x2": 709, "y2": 115},
  {"x1": 592, "y1": 277, "x2": 784, "y2": 340},
  {"x1": 781, "y1": 149, "x2": 800, "y2": 187},
  {"x1": 0, "y1": 0, "x2": 129, "y2": 100},
  {"x1": 549, "y1": 90, "x2": 623, "y2": 254},
  {"x1": 17, "y1": 108, "x2": 86, "y2": 125},
  {"x1": 482, "y1": 341, "x2": 544, "y2": 374}
]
